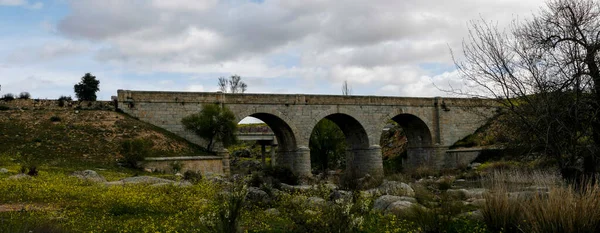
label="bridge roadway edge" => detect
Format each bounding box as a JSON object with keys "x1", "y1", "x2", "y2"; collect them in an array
[{"x1": 117, "y1": 90, "x2": 496, "y2": 177}]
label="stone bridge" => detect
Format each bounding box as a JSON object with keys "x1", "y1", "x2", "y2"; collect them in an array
[{"x1": 117, "y1": 90, "x2": 496, "y2": 178}]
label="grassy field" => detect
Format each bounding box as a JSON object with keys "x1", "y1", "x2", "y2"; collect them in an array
[{"x1": 0, "y1": 108, "x2": 209, "y2": 169}]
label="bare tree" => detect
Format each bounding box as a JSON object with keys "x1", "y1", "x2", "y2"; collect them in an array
[
  {"x1": 217, "y1": 75, "x2": 247, "y2": 93},
  {"x1": 342, "y1": 80, "x2": 352, "y2": 96},
  {"x1": 455, "y1": 0, "x2": 600, "y2": 181},
  {"x1": 218, "y1": 77, "x2": 228, "y2": 93}
]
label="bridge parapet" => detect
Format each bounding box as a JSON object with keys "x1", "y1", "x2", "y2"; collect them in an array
[{"x1": 117, "y1": 90, "x2": 496, "y2": 178}]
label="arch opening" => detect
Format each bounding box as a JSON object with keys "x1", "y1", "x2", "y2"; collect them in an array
[
  {"x1": 309, "y1": 113, "x2": 371, "y2": 176},
  {"x1": 234, "y1": 114, "x2": 297, "y2": 168},
  {"x1": 380, "y1": 113, "x2": 434, "y2": 174}
]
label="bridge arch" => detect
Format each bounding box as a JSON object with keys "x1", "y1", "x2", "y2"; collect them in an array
[
  {"x1": 235, "y1": 108, "x2": 298, "y2": 153},
  {"x1": 310, "y1": 113, "x2": 383, "y2": 178},
  {"x1": 380, "y1": 112, "x2": 437, "y2": 171}
]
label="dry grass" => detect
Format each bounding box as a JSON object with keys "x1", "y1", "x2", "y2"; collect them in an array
[{"x1": 482, "y1": 170, "x2": 600, "y2": 233}]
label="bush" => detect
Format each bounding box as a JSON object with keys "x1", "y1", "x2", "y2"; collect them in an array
[
  {"x1": 57, "y1": 95, "x2": 72, "y2": 107},
  {"x1": 18, "y1": 92, "x2": 31, "y2": 99},
  {"x1": 263, "y1": 165, "x2": 299, "y2": 185},
  {"x1": 49, "y1": 116, "x2": 61, "y2": 122},
  {"x1": 0, "y1": 105, "x2": 9, "y2": 111},
  {"x1": 1, "y1": 93, "x2": 15, "y2": 101},
  {"x1": 183, "y1": 170, "x2": 203, "y2": 184},
  {"x1": 120, "y1": 138, "x2": 154, "y2": 168}
]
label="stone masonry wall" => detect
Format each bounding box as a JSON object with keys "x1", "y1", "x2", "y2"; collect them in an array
[{"x1": 117, "y1": 90, "x2": 496, "y2": 176}]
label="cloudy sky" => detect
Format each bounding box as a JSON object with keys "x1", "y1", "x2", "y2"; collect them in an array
[{"x1": 0, "y1": 0, "x2": 547, "y2": 100}]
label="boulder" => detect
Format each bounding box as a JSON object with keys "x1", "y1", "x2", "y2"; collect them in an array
[
  {"x1": 467, "y1": 198, "x2": 486, "y2": 207},
  {"x1": 71, "y1": 170, "x2": 106, "y2": 183},
  {"x1": 368, "y1": 180, "x2": 415, "y2": 197},
  {"x1": 373, "y1": 195, "x2": 408, "y2": 211},
  {"x1": 0, "y1": 168, "x2": 8, "y2": 174},
  {"x1": 458, "y1": 210, "x2": 484, "y2": 221},
  {"x1": 151, "y1": 181, "x2": 192, "y2": 187},
  {"x1": 105, "y1": 176, "x2": 175, "y2": 185},
  {"x1": 8, "y1": 174, "x2": 31, "y2": 180},
  {"x1": 264, "y1": 208, "x2": 280, "y2": 216},
  {"x1": 446, "y1": 188, "x2": 488, "y2": 199},
  {"x1": 280, "y1": 183, "x2": 313, "y2": 193},
  {"x1": 386, "y1": 201, "x2": 416, "y2": 215},
  {"x1": 306, "y1": 197, "x2": 326, "y2": 208},
  {"x1": 247, "y1": 187, "x2": 270, "y2": 203},
  {"x1": 329, "y1": 190, "x2": 352, "y2": 202}
]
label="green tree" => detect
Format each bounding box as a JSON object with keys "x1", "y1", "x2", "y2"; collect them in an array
[
  {"x1": 74, "y1": 73, "x2": 100, "y2": 101},
  {"x1": 181, "y1": 104, "x2": 237, "y2": 152},
  {"x1": 309, "y1": 119, "x2": 346, "y2": 174}
]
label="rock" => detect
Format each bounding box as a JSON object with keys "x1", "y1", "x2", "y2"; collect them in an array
[
  {"x1": 306, "y1": 197, "x2": 326, "y2": 208},
  {"x1": 8, "y1": 174, "x2": 31, "y2": 180},
  {"x1": 280, "y1": 183, "x2": 313, "y2": 193},
  {"x1": 247, "y1": 187, "x2": 270, "y2": 203},
  {"x1": 468, "y1": 198, "x2": 486, "y2": 207},
  {"x1": 469, "y1": 163, "x2": 482, "y2": 169},
  {"x1": 458, "y1": 210, "x2": 484, "y2": 221},
  {"x1": 304, "y1": 210, "x2": 318, "y2": 215},
  {"x1": 105, "y1": 176, "x2": 175, "y2": 185},
  {"x1": 329, "y1": 190, "x2": 352, "y2": 202},
  {"x1": 265, "y1": 208, "x2": 280, "y2": 216},
  {"x1": 368, "y1": 180, "x2": 415, "y2": 197},
  {"x1": 386, "y1": 201, "x2": 417, "y2": 215},
  {"x1": 71, "y1": 170, "x2": 106, "y2": 183},
  {"x1": 373, "y1": 195, "x2": 408, "y2": 211},
  {"x1": 322, "y1": 183, "x2": 338, "y2": 191},
  {"x1": 207, "y1": 176, "x2": 228, "y2": 185},
  {"x1": 446, "y1": 188, "x2": 488, "y2": 199},
  {"x1": 144, "y1": 168, "x2": 154, "y2": 173},
  {"x1": 151, "y1": 181, "x2": 192, "y2": 187},
  {"x1": 455, "y1": 179, "x2": 466, "y2": 183},
  {"x1": 0, "y1": 168, "x2": 8, "y2": 174},
  {"x1": 175, "y1": 173, "x2": 184, "y2": 178}
]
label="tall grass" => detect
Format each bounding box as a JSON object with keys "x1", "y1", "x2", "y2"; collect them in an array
[{"x1": 482, "y1": 170, "x2": 600, "y2": 233}]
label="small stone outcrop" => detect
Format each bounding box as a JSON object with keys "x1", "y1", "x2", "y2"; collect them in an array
[
  {"x1": 104, "y1": 176, "x2": 177, "y2": 186},
  {"x1": 373, "y1": 195, "x2": 422, "y2": 215},
  {"x1": 246, "y1": 187, "x2": 270, "y2": 203},
  {"x1": 8, "y1": 174, "x2": 31, "y2": 180},
  {"x1": 0, "y1": 168, "x2": 8, "y2": 174},
  {"x1": 306, "y1": 197, "x2": 326, "y2": 209},
  {"x1": 367, "y1": 180, "x2": 415, "y2": 197},
  {"x1": 71, "y1": 170, "x2": 106, "y2": 183}
]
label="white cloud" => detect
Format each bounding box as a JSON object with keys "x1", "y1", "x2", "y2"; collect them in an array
[
  {"x1": 0, "y1": 0, "x2": 42, "y2": 9},
  {"x1": 2, "y1": 0, "x2": 552, "y2": 99}
]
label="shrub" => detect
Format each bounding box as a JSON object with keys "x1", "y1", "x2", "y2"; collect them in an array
[
  {"x1": 208, "y1": 179, "x2": 247, "y2": 233},
  {"x1": 170, "y1": 161, "x2": 183, "y2": 173},
  {"x1": 57, "y1": 95, "x2": 72, "y2": 107},
  {"x1": 49, "y1": 116, "x2": 61, "y2": 122},
  {"x1": 0, "y1": 105, "x2": 9, "y2": 111},
  {"x1": 120, "y1": 138, "x2": 154, "y2": 168},
  {"x1": 263, "y1": 165, "x2": 298, "y2": 185},
  {"x1": 1, "y1": 93, "x2": 15, "y2": 101},
  {"x1": 18, "y1": 92, "x2": 31, "y2": 99},
  {"x1": 183, "y1": 170, "x2": 203, "y2": 184},
  {"x1": 19, "y1": 165, "x2": 38, "y2": 176}
]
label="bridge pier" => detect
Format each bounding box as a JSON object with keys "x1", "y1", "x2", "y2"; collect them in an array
[
  {"x1": 404, "y1": 146, "x2": 448, "y2": 169},
  {"x1": 276, "y1": 146, "x2": 312, "y2": 178},
  {"x1": 347, "y1": 145, "x2": 384, "y2": 178}
]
